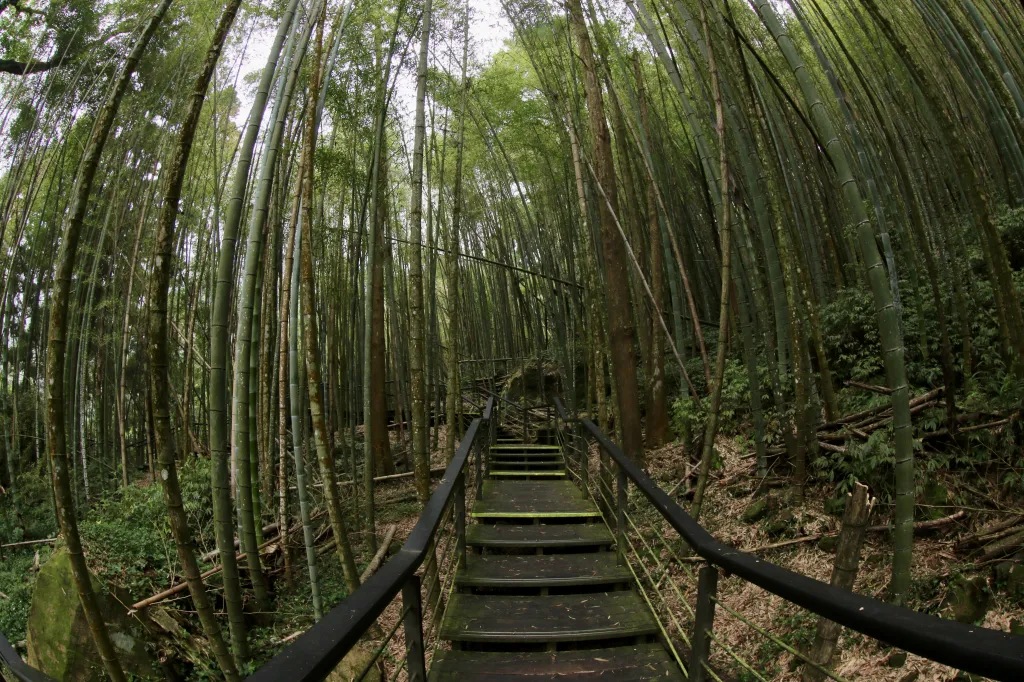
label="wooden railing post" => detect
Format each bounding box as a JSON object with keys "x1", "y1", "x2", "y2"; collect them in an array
[
  {"x1": 579, "y1": 430, "x2": 589, "y2": 499},
  {"x1": 402, "y1": 575, "x2": 427, "y2": 682},
  {"x1": 689, "y1": 565, "x2": 719, "y2": 682},
  {"x1": 475, "y1": 437, "x2": 483, "y2": 500},
  {"x1": 455, "y1": 473, "x2": 467, "y2": 568},
  {"x1": 616, "y1": 465, "x2": 627, "y2": 564},
  {"x1": 485, "y1": 415, "x2": 494, "y2": 481}
]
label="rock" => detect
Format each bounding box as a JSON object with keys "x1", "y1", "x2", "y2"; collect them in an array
[
  {"x1": 326, "y1": 643, "x2": 383, "y2": 682},
  {"x1": 923, "y1": 480, "x2": 948, "y2": 520},
  {"x1": 26, "y1": 550, "x2": 158, "y2": 681},
  {"x1": 741, "y1": 499, "x2": 768, "y2": 523},
  {"x1": 885, "y1": 651, "x2": 907, "y2": 668},
  {"x1": 1007, "y1": 563, "x2": 1024, "y2": 599},
  {"x1": 764, "y1": 509, "x2": 795, "y2": 537},
  {"x1": 818, "y1": 535, "x2": 839, "y2": 553},
  {"x1": 941, "y1": 576, "x2": 990, "y2": 624}
]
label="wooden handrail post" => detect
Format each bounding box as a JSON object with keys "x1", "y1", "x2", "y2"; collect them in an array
[
  {"x1": 486, "y1": 415, "x2": 494, "y2": 481},
  {"x1": 616, "y1": 465, "x2": 627, "y2": 565},
  {"x1": 455, "y1": 473, "x2": 467, "y2": 568},
  {"x1": 475, "y1": 437, "x2": 483, "y2": 500},
  {"x1": 689, "y1": 565, "x2": 719, "y2": 682},
  {"x1": 580, "y1": 430, "x2": 589, "y2": 499},
  {"x1": 402, "y1": 575, "x2": 427, "y2": 682}
]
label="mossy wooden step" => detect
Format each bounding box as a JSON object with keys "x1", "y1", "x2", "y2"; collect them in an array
[
  {"x1": 490, "y1": 452, "x2": 564, "y2": 460},
  {"x1": 491, "y1": 444, "x2": 561, "y2": 451},
  {"x1": 491, "y1": 449, "x2": 562, "y2": 455},
  {"x1": 489, "y1": 470, "x2": 566, "y2": 478},
  {"x1": 488, "y1": 462, "x2": 564, "y2": 473},
  {"x1": 439, "y1": 592, "x2": 658, "y2": 643},
  {"x1": 472, "y1": 480, "x2": 598, "y2": 519},
  {"x1": 456, "y1": 552, "x2": 630, "y2": 588},
  {"x1": 466, "y1": 523, "x2": 613, "y2": 549},
  {"x1": 489, "y1": 457, "x2": 563, "y2": 466},
  {"x1": 428, "y1": 645, "x2": 684, "y2": 682}
]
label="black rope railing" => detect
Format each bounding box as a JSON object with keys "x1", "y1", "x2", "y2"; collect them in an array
[{"x1": 552, "y1": 396, "x2": 1024, "y2": 681}]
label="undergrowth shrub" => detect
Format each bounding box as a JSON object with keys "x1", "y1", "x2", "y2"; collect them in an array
[
  {"x1": 79, "y1": 456, "x2": 213, "y2": 596},
  {"x1": 671, "y1": 359, "x2": 749, "y2": 455}
]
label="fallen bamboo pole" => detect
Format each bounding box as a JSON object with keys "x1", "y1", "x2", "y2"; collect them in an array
[
  {"x1": 1, "y1": 538, "x2": 56, "y2": 549},
  {"x1": 360, "y1": 525, "x2": 397, "y2": 582}
]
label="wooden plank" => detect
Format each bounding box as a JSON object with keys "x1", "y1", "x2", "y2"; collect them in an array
[
  {"x1": 488, "y1": 470, "x2": 566, "y2": 478},
  {"x1": 490, "y1": 451, "x2": 564, "y2": 459},
  {"x1": 491, "y1": 444, "x2": 561, "y2": 451},
  {"x1": 456, "y1": 552, "x2": 630, "y2": 588},
  {"x1": 487, "y1": 459, "x2": 564, "y2": 468},
  {"x1": 472, "y1": 480, "x2": 600, "y2": 519},
  {"x1": 466, "y1": 523, "x2": 613, "y2": 549},
  {"x1": 439, "y1": 592, "x2": 658, "y2": 642},
  {"x1": 428, "y1": 646, "x2": 683, "y2": 682}
]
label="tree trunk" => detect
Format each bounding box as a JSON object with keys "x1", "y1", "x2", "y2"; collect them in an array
[
  {"x1": 802, "y1": 483, "x2": 871, "y2": 682},
  {"x1": 692, "y1": 0, "x2": 732, "y2": 520},
  {"x1": 567, "y1": 0, "x2": 644, "y2": 466},
  {"x1": 146, "y1": 0, "x2": 243, "y2": 676},
  {"x1": 301, "y1": 15, "x2": 361, "y2": 593},
  {"x1": 408, "y1": 0, "x2": 433, "y2": 506},
  {"x1": 44, "y1": 4, "x2": 172, "y2": 679}
]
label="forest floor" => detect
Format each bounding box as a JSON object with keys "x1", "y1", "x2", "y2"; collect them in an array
[{"x1": 639, "y1": 435, "x2": 1024, "y2": 682}]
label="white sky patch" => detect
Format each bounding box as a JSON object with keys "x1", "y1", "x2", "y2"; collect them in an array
[{"x1": 230, "y1": 0, "x2": 513, "y2": 133}]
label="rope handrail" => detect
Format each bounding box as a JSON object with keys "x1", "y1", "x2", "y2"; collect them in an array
[
  {"x1": 248, "y1": 396, "x2": 494, "y2": 681},
  {"x1": 552, "y1": 396, "x2": 1024, "y2": 681}
]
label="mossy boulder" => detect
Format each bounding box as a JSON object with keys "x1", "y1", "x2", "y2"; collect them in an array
[
  {"x1": 885, "y1": 651, "x2": 907, "y2": 668},
  {"x1": 818, "y1": 535, "x2": 839, "y2": 553},
  {"x1": 26, "y1": 550, "x2": 158, "y2": 681},
  {"x1": 941, "y1": 576, "x2": 990, "y2": 624},
  {"x1": 923, "y1": 480, "x2": 948, "y2": 520},
  {"x1": 326, "y1": 643, "x2": 383, "y2": 682},
  {"x1": 764, "y1": 509, "x2": 795, "y2": 537},
  {"x1": 741, "y1": 499, "x2": 769, "y2": 523},
  {"x1": 1007, "y1": 564, "x2": 1024, "y2": 599}
]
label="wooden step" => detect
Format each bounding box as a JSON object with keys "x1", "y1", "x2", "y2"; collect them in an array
[
  {"x1": 440, "y1": 592, "x2": 658, "y2": 643},
  {"x1": 491, "y1": 450, "x2": 563, "y2": 458},
  {"x1": 428, "y1": 645, "x2": 683, "y2": 682},
  {"x1": 489, "y1": 460, "x2": 564, "y2": 470},
  {"x1": 488, "y1": 459, "x2": 563, "y2": 469},
  {"x1": 466, "y1": 523, "x2": 613, "y2": 549},
  {"x1": 491, "y1": 444, "x2": 561, "y2": 451},
  {"x1": 472, "y1": 481, "x2": 599, "y2": 519},
  {"x1": 489, "y1": 470, "x2": 566, "y2": 479},
  {"x1": 456, "y1": 552, "x2": 630, "y2": 588}
]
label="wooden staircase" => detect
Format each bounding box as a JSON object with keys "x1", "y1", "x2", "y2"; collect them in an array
[{"x1": 430, "y1": 434, "x2": 685, "y2": 682}]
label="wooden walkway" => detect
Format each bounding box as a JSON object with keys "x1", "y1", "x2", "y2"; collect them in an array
[{"x1": 430, "y1": 436, "x2": 685, "y2": 682}]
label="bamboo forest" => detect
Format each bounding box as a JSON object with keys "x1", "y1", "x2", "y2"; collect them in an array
[{"x1": 2, "y1": 0, "x2": 1024, "y2": 679}]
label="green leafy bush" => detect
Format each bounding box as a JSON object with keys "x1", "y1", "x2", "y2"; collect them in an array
[
  {"x1": 997, "y1": 205, "x2": 1024, "y2": 271},
  {"x1": 79, "y1": 456, "x2": 214, "y2": 596},
  {"x1": 812, "y1": 429, "x2": 895, "y2": 501},
  {"x1": 671, "y1": 360, "x2": 749, "y2": 452}
]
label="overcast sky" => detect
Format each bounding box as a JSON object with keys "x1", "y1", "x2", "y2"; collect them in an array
[{"x1": 230, "y1": 0, "x2": 514, "y2": 131}]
